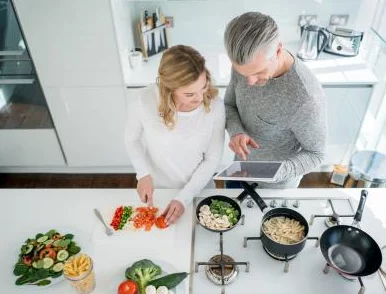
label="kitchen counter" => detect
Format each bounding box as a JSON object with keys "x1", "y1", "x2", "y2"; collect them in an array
[
  {"x1": 0, "y1": 188, "x2": 385, "y2": 293},
  {"x1": 125, "y1": 43, "x2": 378, "y2": 88}
]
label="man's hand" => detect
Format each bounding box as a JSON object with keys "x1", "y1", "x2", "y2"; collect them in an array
[
  {"x1": 136, "y1": 175, "x2": 154, "y2": 206},
  {"x1": 162, "y1": 200, "x2": 185, "y2": 225},
  {"x1": 229, "y1": 134, "x2": 259, "y2": 160}
]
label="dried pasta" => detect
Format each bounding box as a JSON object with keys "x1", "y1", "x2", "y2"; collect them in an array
[
  {"x1": 63, "y1": 254, "x2": 95, "y2": 294},
  {"x1": 263, "y1": 216, "x2": 305, "y2": 244}
]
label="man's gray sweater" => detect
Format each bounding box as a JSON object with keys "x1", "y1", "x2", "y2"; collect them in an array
[{"x1": 224, "y1": 56, "x2": 327, "y2": 188}]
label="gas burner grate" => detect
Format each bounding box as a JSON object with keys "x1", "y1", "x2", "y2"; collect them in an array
[
  {"x1": 205, "y1": 254, "x2": 239, "y2": 285},
  {"x1": 195, "y1": 232, "x2": 249, "y2": 293},
  {"x1": 263, "y1": 246, "x2": 297, "y2": 261},
  {"x1": 310, "y1": 199, "x2": 355, "y2": 228},
  {"x1": 323, "y1": 263, "x2": 365, "y2": 294},
  {"x1": 243, "y1": 236, "x2": 319, "y2": 273}
]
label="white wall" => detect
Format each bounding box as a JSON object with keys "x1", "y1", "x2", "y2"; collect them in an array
[
  {"x1": 127, "y1": 0, "x2": 376, "y2": 53},
  {"x1": 110, "y1": 0, "x2": 137, "y2": 84}
]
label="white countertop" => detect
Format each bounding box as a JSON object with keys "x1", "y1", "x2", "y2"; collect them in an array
[
  {"x1": 125, "y1": 43, "x2": 378, "y2": 88},
  {"x1": 1, "y1": 188, "x2": 385, "y2": 293}
]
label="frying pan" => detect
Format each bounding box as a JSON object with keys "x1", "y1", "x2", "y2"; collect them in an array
[
  {"x1": 320, "y1": 189, "x2": 382, "y2": 276},
  {"x1": 196, "y1": 183, "x2": 258, "y2": 232},
  {"x1": 241, "y1": 182, "x2": 309, "y2": 257}
]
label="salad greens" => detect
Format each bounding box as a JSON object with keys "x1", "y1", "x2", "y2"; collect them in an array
[
  {"x1": 210, "y1": 200, "x2": 240, "y2": 225},
  {"x1": 13, "y1": 229, "x2": 81, "y2": 286}
]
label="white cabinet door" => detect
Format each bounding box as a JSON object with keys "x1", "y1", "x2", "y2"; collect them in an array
[
  {"x1": 13, "y1": 0, "x2": 123, "y2": 88},
  {"x1": 0, "y1": 130, "x2": 65, "y2": 167},
  {"x1": 44, "y1": 86, "x2": 130, "y2": 167},
  {"x1": 323, "y1": 86, "x2": 372, "y2": 167}
]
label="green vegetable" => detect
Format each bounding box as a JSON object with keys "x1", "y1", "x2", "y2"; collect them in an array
[
  {"x1": 42, "y1": 258, "x2": 54, "y2": 269},
  {"x1": 37, "y1": 235, "x2": 48, "y2": 243},
  {"x1": 13, "y1": 264, "x2": 29, "y2": 276},
  {"x1": 125, "y1": 259, "x2": 162, "y2": 294},
  {"x1": 35, "y1": 279, "x2": 51, "y2": 286},
  {"x1": 148, "y1": 272, "x2": 188, "y2": 289},
  {"x1": 52, "y1": 262, "x2": 64, "y2": 272},
  {"x1": 57, "y1": 250, "x2": 69, "y2": 261},
  {"x1": 13, "y1": 230, "x2": 81, "y2": 287},
  {"x1": 210, "y1": 200, "x2": 240, "y2": 225},
  {"x1": 119, "y1": 206, "x2": 133, "y2": 229}
]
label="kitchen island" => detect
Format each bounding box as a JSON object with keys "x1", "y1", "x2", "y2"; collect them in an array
[{"x1": 0, "y1": 188, "x2": 385, "y2": 293}]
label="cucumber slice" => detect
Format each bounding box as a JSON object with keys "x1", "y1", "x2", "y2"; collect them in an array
[
  {"x1": 37, "y1": 236, "x2": 49, "y2": 243},
  {"x1": 32, "y1": 261, "x2": 38, "y2": 269},
  {"x1": 37, "y1": 260, "x2": 44, "y2": 269},
  {"x1": 22, "y1": 244, "x2": 33, "y2": 255},
  {"x1": 52, "y1": 262, "x2": 64, "y2": 272},
  {"x1": 56, "y1": 250, "x2": 69, "y2": 261},
  {"x1": 42, "y1": 257, "x2": 54, "y2": 269},
  {"x1": 43, "y1": 239, "x2": 54, "y2": 246}
]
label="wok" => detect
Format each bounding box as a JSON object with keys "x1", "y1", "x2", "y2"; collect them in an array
[{"x1": 320, "y1": 189, "x2": 382, "y2": 276}]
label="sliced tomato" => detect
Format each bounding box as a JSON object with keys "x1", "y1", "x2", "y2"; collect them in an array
[
  {"x1": 132, "y1": 207, "x2": 158, "y2": 231},
  {"x1": 23, "y1": 256, "x2": 32, "y2": 266},
  {"x1": 39, "y1": 248, "x2": 56, "y2": 260},
  {"x1": 155, "y1": 216, "x2": 168, "y2": 229},
  {"x1": 118, "y1": 280, "x2": 138, "y2": 294}
]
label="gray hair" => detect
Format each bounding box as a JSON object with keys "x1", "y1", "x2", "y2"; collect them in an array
[{"x1": 224, "y1": 12, "x2": 279, "y2": 64}]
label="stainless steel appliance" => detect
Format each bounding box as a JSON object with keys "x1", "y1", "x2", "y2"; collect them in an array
[
  {"x1": 297, "y1": 25, "x2": 329, "y2": 60},
  {"x1": 0, "y1": 0, "x2": 52, "y2": 129},
  {"x1": 324, "y1": 27, "x2": 364, "y2": 57}
]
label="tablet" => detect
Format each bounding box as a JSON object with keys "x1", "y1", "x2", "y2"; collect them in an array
[{"x1": 213, "y1": 161, "x2": 284, "y2": 182}]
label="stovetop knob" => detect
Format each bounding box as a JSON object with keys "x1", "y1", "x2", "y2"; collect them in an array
[
  {"x1": 282, "y1": 199, "x2": 288, "y2": 208},
  {"x1": 270, "y1": 199, "x2": 277, "y2": 208},
  {"x1": 293, "y1": 200, "x2": 300, "y2": 208}
]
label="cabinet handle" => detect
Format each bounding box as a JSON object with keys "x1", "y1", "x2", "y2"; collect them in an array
[
  {"x1": 0, "y1": 78, "x2": 34, "y2": 84},
  {"x1": 0, "y1": 51, "x2": 24, "y2": 56}
]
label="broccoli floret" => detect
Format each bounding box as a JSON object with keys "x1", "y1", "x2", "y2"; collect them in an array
[{"x1": 125, "y1": 259, "x2": 162, "y2": 294}]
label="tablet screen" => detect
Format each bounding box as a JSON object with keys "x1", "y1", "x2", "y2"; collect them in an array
[{"x1": 214, "y1": 161, "x2": 284, "y2": 182}]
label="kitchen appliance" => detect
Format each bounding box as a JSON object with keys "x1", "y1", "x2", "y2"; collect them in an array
[
  {"x1": 0, "y1": 0, "x2": 52, "y2": 129},
  {"x1": 324, "y1": 27, "x2": 364, "y2": 57},
  {"x1": 192, "y1": 189, "x2": 385, "y2": 294},
  {"x1": 297, "y1": 25, "x2": 329, "y2": 60}
]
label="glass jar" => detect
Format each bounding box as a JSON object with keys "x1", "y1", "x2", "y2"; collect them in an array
[{"x1": 63, "y1": 254, "x2": 96, "y2": 294}]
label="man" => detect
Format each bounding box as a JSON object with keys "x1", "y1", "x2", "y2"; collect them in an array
[{"x1": 224, "y1": 12, "x2": 327, "y2": 188}]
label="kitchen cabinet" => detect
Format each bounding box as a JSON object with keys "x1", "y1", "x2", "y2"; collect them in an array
[
  {"x1": 10, "y1": 0, "x2": 132, "y2": 169},
  {"x1": 13, "y1": 0, "x2": 123, "y2": 88},
  {"x1": 43, "y1": 86, "x2": 130, "y2": 167},
  {"x1": 0, "y1": 129, "x2": 65, "y2": 167}
]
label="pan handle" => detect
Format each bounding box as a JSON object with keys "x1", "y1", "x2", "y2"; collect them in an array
[
  {"x1": 240, "y1": 182, "x2": 268, "y2": 212},
  {"x1": 354, "y1": 189, "x2": 368, "y2": 223},
  {"x1": 236, "y1": 183, "x2": 258, "y2": 203}
]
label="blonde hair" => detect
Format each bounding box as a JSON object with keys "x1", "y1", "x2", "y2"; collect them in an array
[{"x1": 157, "y1": 45, "x2": 218, "y2": 129}]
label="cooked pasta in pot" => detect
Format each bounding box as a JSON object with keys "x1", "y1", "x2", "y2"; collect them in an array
[{"x1": 262, "y1": 216, "x2": 305, "y2": 244}]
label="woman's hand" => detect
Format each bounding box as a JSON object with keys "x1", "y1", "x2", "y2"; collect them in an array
[
  {"x1": 136, "y1": 175, "x2": 154, "y2": 206},
  {"x1": 162, "y1": 200, "x2": 185, "y2": 225}
]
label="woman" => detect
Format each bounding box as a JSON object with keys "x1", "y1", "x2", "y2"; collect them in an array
[{"x1": 125, "y1": 45, "x2": 225, "y2": 225}]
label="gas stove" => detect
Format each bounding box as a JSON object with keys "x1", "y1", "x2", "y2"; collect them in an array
[{"x1": 191, "y1": 190, "x2": 385, "y2": 294}]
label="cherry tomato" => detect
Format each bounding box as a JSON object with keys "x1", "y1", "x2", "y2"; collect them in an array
[
  {"x1": 23, "y1": 256, "x2": 32, "y2": 266},
  {"x1": 155, "y1": 216, "x2": 168, "y2": 229},
  {"x1": 117, "y1": 280, "x2": 138, "y2": 294},
  {"x1": 39, "y1": 248, "x2": 56, "y2": 260}
]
